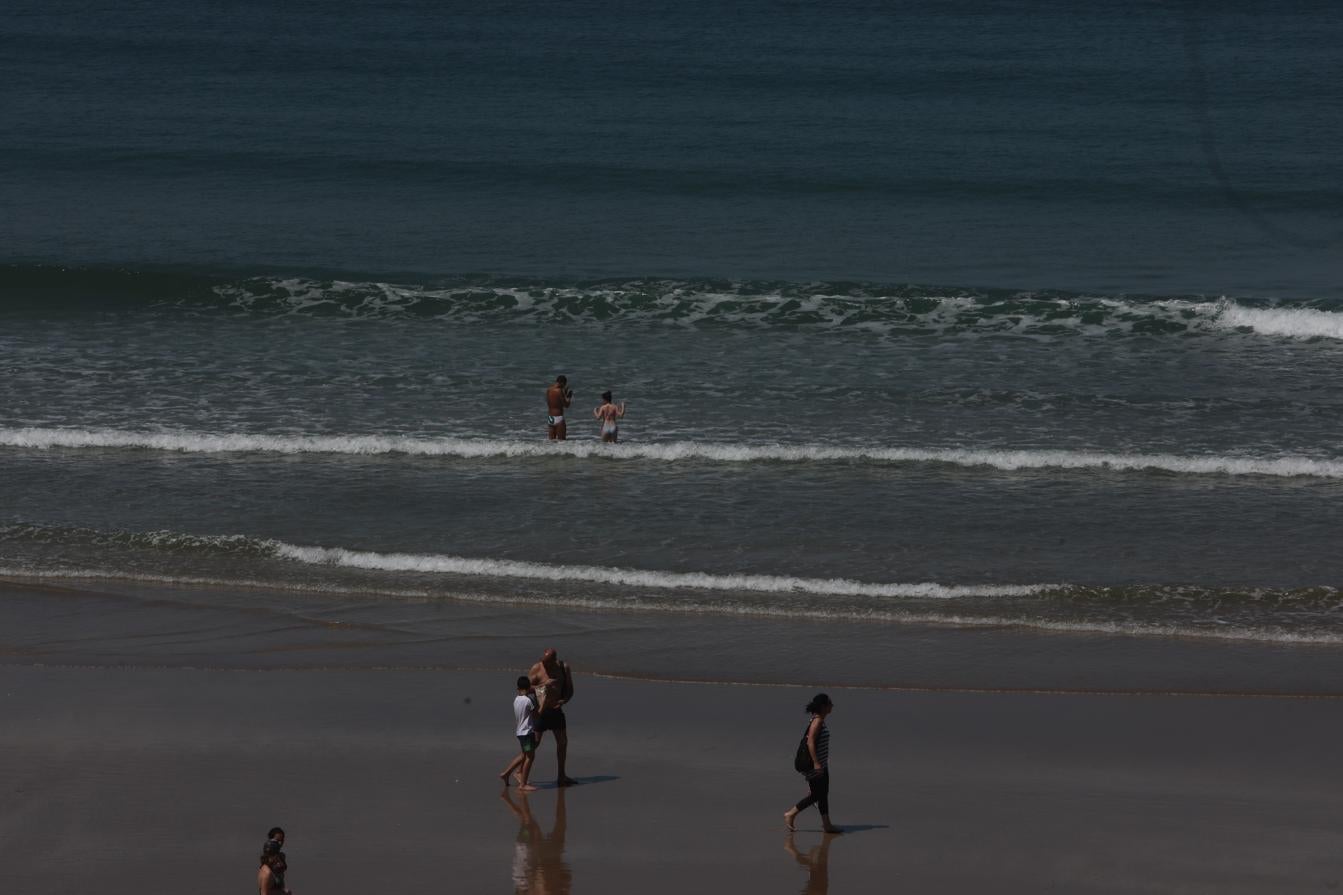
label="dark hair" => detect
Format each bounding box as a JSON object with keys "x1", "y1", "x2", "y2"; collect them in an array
[
  {"x1": 601, "y1": 390, "x2": 612, "y2": 402},
  {"x1": 516, "y1": 675, "x2": 530, "y2": 689},
  {"x1": 805, "y1": 693, "x2": 832, "y2": 714},
  {"x1": 261, "y1": 839, "x2": 283, "y2": 863},
  {"x1": 556, "y1": 375, "x2": 567, "y2": 385},
  {"x1": 267, "y1": 827, "x2": 284, "y2": 840}
]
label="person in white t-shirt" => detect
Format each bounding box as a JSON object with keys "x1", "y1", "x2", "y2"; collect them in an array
[{"x1": 499, "y1": 675, "x2": 539, "y2": 792}]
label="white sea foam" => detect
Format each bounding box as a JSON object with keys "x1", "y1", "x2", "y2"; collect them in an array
[
  {"x1": 4, "y1": 426, "x2": 1343, "y2": 479},
  {"x1": 4, "y1": 566, "x2": 1340, "y2": 646},
  {"x1": 206, "y1": 277, "x2": 1343, "y2": 344},
  {"x1": 267, "y1": 543, "x2": 1046, "y2": 599},
  {"x1": 1211, "y1": 303, "x2": 1343, "y2": 341}
]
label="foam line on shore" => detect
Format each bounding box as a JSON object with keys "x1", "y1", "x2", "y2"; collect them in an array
[
  {"x1": 268, "y1": 543, "x2": 1046, "y2": 599},
  {"x1": 4, "y1": 426, "x2": 1343, "y2": 479},
  {"x1": 3, "y1": 568, "x2": 1341, "y2": 646},
  {"x1": 0, "y1": 522, "x2": 1046, "y2": 599}
]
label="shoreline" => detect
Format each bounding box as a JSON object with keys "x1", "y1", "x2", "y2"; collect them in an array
[
  {"x1": 6, "y1": 576, "x2": 1343, "y2": 695},
  {"x1": 9, "y1": 568, "x2": 1343, "y2": 649},
  {"x1": 7, "y1": 657, "x2": 1343, "y2": 702}
]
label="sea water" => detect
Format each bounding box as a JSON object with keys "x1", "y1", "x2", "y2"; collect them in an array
[{"x1": 2, "y1": 2, "x2": 1342, "y2": 671}]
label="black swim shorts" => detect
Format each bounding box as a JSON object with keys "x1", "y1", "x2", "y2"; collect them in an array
[{"x1": 535, "y1": 708, "x2": 566, "y2": 732}]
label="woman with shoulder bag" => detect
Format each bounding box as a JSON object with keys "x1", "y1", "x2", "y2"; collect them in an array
[{"x1": 784, "y1": 693, "x2": 841, "y2": 834}]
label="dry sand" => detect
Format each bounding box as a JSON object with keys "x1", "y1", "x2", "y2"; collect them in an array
[{"x1": 2, "y1": 664, "x2": 1340, "y2": 893}]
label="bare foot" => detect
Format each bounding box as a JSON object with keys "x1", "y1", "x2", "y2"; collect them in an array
[
  {"x1": 823, "y1": 826, "x2": 844, "y2": 835},
  {"x1": 783, "y1": 809, "x2": 798, "y2": 831},
  {"x1": 557, "y1": 776, "x2": 578, "y2": 787},
  {"x1": 513, "y1": 772, "x2": 524, "y2": 786},
  {"x1": 518, "y1": 784, "x2": 539, "y2": 792},
  {"x1": 498, "y1": 771, "x2": 511, "y2": 786}
]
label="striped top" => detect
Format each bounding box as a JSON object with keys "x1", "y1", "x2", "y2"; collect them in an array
[{"x1": 812, "y1": 718, "x2": 830, "y2": 769}]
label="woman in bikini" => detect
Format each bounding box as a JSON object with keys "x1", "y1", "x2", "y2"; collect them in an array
[{"x1": 593, "y1": 391, "x2": 626, "y2": 443}]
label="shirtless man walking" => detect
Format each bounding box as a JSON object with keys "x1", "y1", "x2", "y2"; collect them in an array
[
  {"x1": 529, "y1": 648, "x2": 577, "y2": 786},
  {"x1": 546, "y1": 376, "x2": 573, "y2": 440}
]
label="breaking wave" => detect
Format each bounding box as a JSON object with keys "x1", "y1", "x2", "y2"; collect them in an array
[
  {"x1": 0, "y1": 522, "x2": 1042, "y2": 600},
  {"x1": 269, "y1": 542, "x2": 1046, "y2": 599},
  {"x1": 1212, "y1": 303, "x2": 1343, "y2": 340},
  {"x1": 7, "y1": 265, "x2": 1343, "y2": 341},
  {"x1": 4, "y1": 426, "x2": 1343, "y2": 479},
  {"x1": 5, "y1": 522, "x2": 1341, "y2": 645}
]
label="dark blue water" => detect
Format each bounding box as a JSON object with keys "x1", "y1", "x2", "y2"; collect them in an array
[
  {"x1": 3, "y1": 0, "x2": 1341, "y2": 294},
  {"x1": 4, "y1": 1, "x2": 1343, "y2": 658}
]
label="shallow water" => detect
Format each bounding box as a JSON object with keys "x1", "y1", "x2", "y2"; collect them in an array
[{"x1": 3, "y1": 1, "x2": 1343, "y2": 662}]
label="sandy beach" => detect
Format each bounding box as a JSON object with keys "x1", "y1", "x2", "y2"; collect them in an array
[{"x1": 2, "y1": 662, "x2": 1340, "y2": 894}]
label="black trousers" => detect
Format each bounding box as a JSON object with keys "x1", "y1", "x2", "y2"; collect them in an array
[{"x1": 794, "y1": 769, "x2": 830, "y2": 815}]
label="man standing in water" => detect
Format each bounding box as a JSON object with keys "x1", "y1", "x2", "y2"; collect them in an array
[
  {"x1": 530, "y1": 648, "x2": 577, "y2": 786},
  {"x1": 546, "y1": 375, "x2": 573, "y2": 440}
]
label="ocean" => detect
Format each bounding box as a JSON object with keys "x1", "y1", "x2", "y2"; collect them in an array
[{"x1": 3, "y1": 1, "x2": 1343, "y2": 685}]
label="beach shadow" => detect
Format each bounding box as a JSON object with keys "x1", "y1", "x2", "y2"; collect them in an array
[
  {"x1": 528, "y1": 774, "x2": 620, "y2": 790},
  {"x1": 787, "y1": 823, "x2": 889, "y2": 835}
]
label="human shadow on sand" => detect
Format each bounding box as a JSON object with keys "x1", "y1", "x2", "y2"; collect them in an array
[
  {"x1": 787, "y1": 823, "x2": 888, "y2": 834},
  {"x1": 526, "y1": 774, "x2": 620, "y2": 790}
]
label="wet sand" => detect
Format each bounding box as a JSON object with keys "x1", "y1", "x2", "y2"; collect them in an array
[
  {"x1": 6, "y1": 577, "x2": 1343, "y2": 694},
  {"x1": 1, "y1": 664, "x2": 1340, "y2": 893}
]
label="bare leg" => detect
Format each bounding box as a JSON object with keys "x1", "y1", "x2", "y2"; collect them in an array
[
  {"x1": 787, "y1": 771, "x2": 826, "y2": 829},
  {"x1": 554, "y1": 728, "x2": 576, "y2": 785},
  {"x1": 518, "y1": 751, "x2": 538, "y2": 792},
  {"x1": 500, "y1": 751, "x2": 525, "y2": 784}
]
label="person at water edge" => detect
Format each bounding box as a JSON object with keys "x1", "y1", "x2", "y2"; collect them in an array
[
  {"x1": 258, "y1": 838, "x2": 291, "y2": 895},
  {"x1": 529, "y1": 648, "x2": 577, "y2": 785},
  {"x1": 784, "y1": 693, "x2": 841, "y2": 834},
  {"x1": 500, "y1": 675, "x2": 540, "y2": 791},
  {"x1": 593, "y1": 390, "x2": 627, "y2": 443},
  {"x1": 546, "y1": 375, "x2": 573, "y2": 440}
]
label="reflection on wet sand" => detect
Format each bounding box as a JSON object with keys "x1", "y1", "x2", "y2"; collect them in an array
[
  {"x1": 501, "y1": 787, "x2": 571, "y2": 895},
  {"x1": 784, "y1": 832, "x2": 837, "y2": 895}
]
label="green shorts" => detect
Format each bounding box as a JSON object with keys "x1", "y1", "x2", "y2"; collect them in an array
[{"x1": 517, "y1": 733, "x2": 536, "y2": 753}]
